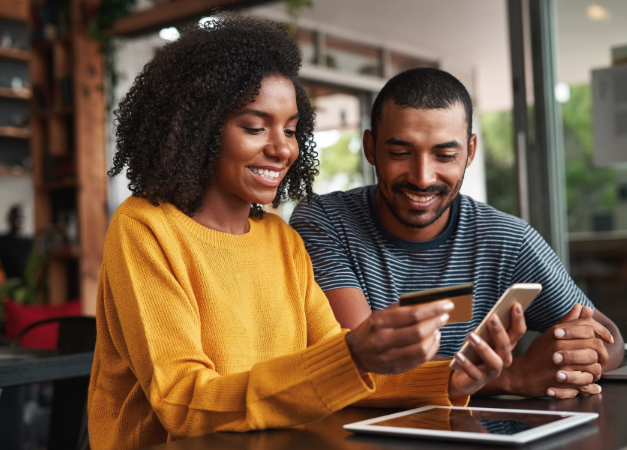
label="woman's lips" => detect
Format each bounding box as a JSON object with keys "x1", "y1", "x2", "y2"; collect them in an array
[{"x1": 248, "y1": 166, "x2": 282, "y2": 187}]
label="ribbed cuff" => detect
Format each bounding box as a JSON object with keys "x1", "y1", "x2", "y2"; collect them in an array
[
  {"x1": 303, "y1": 330, "x2": 374, "y2": 412},
  {"x1": 406, "y1": 361, "x2": 468, "y2": 407},
  {"x1": 353, "y1": 360, "x2": 470, "y2": 409}
]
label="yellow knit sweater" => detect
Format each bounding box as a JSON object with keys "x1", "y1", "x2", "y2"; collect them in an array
[{"x1": 88, "y1": 197, "x2": 467, "y2": 449}]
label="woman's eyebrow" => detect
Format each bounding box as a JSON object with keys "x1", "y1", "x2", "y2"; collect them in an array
[
  {"x1": 239, "y1": 109, "x2": 300, "y2": 120},
  {"x1": 240, "y1": 108, "x2": 271, "y2": 118}
]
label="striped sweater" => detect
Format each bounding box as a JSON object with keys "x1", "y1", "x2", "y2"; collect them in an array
[{"x1": 290, "y1": 186, "x2": 593, "y2": 357}]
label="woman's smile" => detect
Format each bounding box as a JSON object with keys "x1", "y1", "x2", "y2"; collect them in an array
[{"x1": 247, "y1": 165, "x2": 284, "y2": 187}]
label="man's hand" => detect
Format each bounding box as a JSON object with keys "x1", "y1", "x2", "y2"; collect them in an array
[
  {"x1": 504, "y1": 304, "x2": 613, "y2": 399},
  {"x1": 346, "y1": 301, "x2": 453, "y2": 375},
  {"x1": 448, "y1": 303, "x2": 526, "y2": 397}
]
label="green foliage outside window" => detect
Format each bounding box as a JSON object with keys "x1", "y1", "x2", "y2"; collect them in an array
[
  {"x1": 314, "y1": 131, "x2": 363, "y2": 193},
  {"x1": 480, "y1": 110, "x2": 517, "y2": 216},
  {"x1": 480, "y1": 83, "x2": 619, "y2": 231}
]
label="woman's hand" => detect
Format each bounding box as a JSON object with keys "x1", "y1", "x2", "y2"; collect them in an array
[
  {"x1": 448, "y1": 303, "x2": 526, "y2": 397},
  {"x1": 345, "y1": 301, "x2": 454, "y2": 375}
]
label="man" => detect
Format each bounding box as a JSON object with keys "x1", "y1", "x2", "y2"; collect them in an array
[{"x1": 290, "y1": 68, "x2": 623, "y2": 399}]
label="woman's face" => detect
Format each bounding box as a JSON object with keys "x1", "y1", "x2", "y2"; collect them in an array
[{"x1": 213, "y1": 75, "x2": 300, "y2": 207}]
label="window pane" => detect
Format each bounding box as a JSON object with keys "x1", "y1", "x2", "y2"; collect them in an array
[
  {"x1": 555, "y1": 0, "x2": 627, "y2": 338},
  {"x1": 389, "y1": 52, "x2": 437, "y2": 78},
  {"x1": 324, "y1": 35, "x2": 380, "y2": 77}
]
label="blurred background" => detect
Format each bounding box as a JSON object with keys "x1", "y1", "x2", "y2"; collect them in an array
[{"x1": 0, "y1": 0, "x2": 625, "y2": 335}]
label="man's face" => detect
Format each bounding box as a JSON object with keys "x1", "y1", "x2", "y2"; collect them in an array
[{"x1": 364, "y1": 101, "x2": 476, "y2": 230}]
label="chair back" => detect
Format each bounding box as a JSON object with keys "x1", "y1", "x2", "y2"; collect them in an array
[{"x1": 10, "y1": 316, "x2": 96, "y2": 352}]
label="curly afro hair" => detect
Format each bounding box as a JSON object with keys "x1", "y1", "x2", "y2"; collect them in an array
[{"x1": 109, "y1": 14, "x2": 317, "y2": 217}]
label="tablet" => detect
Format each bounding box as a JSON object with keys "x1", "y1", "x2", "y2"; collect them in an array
[{"x1": 344, "y1": 406, "x2": 598, "y2": 446}]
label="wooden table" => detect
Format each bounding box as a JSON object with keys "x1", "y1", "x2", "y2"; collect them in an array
[
  {"x1": 144, "y1": 380, "x2": 627, "y2": 450},
  {"x1": 0, "y1": 346, "x2": 94, "y2": 388}
]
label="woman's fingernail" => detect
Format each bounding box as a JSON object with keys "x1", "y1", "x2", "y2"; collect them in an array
[
  {"x1": 556, "y1": 371, "x2": 567, "y2": 381},
  {"x1": 491, "y1": 315, "x2": 499, "y2": 327},
  {"x1": 443, "y1": 302, "x2": 455, "y2": 312},
  {"x1": 456, "y1": 352, "x2": 466, "y2": 362},
  {"x1": 547, "y1": 389, "x2": 556, "y2": 397},
  {"x1": 597, "y1": 385, "x2": 602, "y2": 393},
  {"x1": 515, "y1": 304, "x2": 523, "y2": 315},
  {"x1": 554, "y1": 328, "x2": 565, "y2": 338},
  {"x1": 610, "y1": 334, "x2": 614, "y2": 344},
  {"x1": 436, "y1": 330, "x2": 441, "y2": 340},
  {"x1": 440, "y1": 313, "x2": 450, "y2": 324},
  {"x1": 469, "y1": 332, "x2": 481, "y2": 345},
  {"x1": 553, "y1": 352, "x2": 564, "y2": 364}
]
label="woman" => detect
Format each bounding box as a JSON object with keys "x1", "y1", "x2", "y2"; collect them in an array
[{"x1": 88, "y1": 16, "x2": 524, "y2": 449}]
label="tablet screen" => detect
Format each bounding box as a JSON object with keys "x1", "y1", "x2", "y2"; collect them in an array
[{"x1": 371, "y1": 408, "x2": 572, "y2": 435}]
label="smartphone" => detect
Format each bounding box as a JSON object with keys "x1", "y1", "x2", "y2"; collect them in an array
[
  {"x1": 450, "y1": 283, "x2": 542, "y2": 371},
  {"x1": 400, "y1": 284, "x2": 473, "y2": 324}
]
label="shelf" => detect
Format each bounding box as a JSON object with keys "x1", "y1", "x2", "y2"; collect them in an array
[
  {"x1": 0, "y1": 126, "x2": 30, "y2": 138},
  {"x1": 37, "y1": 178, "x2": 77, "y2": 191},
  {"x1": 0, "y1": 46, "x2": 30, "y2": 61},
  {"x1": 31, "y1": 36, "x2": 71, "y2": 51},
  {"x1": 35, "y1": 107, "x2": 75, "y2": 118},
  {"x1": 0, "y1": 86, "x2": 31, "y2": 100},
  {"x1": 0, "y1": 0, "x2": 28, "y2": 22},
  {"x1": 0, "y1": 165, "x2": 31, "y2": 177}
]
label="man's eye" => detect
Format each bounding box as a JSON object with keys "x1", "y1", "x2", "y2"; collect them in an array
[
  {"x1": 391, "y1": 152, "x2": 410, "y2": 157},
  {"x1": 438, "y1": 154, "x2": 457, "y2": 160},
  {"x1": 244, "y1": 127, "x2": 264, "y2": 134}
]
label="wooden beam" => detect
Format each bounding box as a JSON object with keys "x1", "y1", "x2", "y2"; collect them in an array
[
  {"x1": 72, "y1": 0, "x2": 108, "y2": 316},
  {"x1": 113, "y1": 0, "x2": 276, "y2": 37},
  {"x1": 0, "y1": 0, "x2": 28, "y2": 22}
]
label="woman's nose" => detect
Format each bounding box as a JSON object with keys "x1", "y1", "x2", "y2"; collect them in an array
[{"x1": 265, "y1": 130, "x2": 294, "y2": 161}]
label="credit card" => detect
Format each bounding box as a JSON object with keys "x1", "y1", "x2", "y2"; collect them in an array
[{"x1": 399, "y1": 284, "x2": 473, "y2": 324}]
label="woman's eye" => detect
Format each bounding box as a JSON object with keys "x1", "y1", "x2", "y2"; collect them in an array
[
  {"x1": 285, "y1": 129, "x2": 296, "y2": 137},
  {"x1": 244, "y1": 127, "x2": 264, "y2": 135}
]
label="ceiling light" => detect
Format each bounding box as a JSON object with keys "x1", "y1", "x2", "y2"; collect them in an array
[
  {"x1": 159, "y1": 27, "x2": 180, "y2": 41},
  {"x1": 587, "y1": 4, "x2": 611, "y2": 21}
]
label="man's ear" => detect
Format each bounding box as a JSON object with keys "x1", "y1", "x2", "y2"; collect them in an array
[
  {"x1": 466, "y1": 134, "x2": 478, "y2": 168},
  {"x1": 363, "y1": 130, "x2": 376, "y2": 167}
]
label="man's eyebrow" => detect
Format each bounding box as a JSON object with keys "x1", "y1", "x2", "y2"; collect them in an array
[
  {"x1": 385, "y1": 137, "x2": 413, "y2": 146},
  {"x1": 433, "y1": 140, "x2": 462, "y2": 149}
]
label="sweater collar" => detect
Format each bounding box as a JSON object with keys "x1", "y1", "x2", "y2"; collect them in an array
[{"x1": 163, "y1": 203, "x2": 263, "y2": 251}]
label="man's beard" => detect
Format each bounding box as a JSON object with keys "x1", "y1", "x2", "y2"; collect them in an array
[{"x1": 379, "y1": 180, "x2": 459, "y2": 229}]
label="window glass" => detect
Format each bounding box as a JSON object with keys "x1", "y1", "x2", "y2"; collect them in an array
[
  {"x1": 324, "y1": 35, "x2": 380, "y2": 77},
  {"x1": 295, "y1": 29, "x2": 316, "y2": 65},
  {"x1": 555, "y1": 0, "x2": 627, "y2": 337},
  {"x1": 389, "y1": 52, "x2": 437, "y2": 78}
]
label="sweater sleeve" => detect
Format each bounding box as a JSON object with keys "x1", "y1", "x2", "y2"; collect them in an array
[
  {"x1": 102, "y1": 214, "x2": 374, "y2": 439},
  {"x1": 290, "y1": 229, "x2": 470, "y2": 409}
]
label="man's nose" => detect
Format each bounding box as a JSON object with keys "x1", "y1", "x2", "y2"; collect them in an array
[{"x1": 409, "y1": 155, "x2": 437, "y2": 189}]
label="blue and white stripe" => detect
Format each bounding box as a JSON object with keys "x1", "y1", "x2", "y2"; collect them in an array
[{"x1": 290, "y1": 185, "x2": 593, "y2": 358}]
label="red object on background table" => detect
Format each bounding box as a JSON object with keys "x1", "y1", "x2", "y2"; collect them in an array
[{"x1": 3, "y1": 299, "x2": 81, "y2": 349}]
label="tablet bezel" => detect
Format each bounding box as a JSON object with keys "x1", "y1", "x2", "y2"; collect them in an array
[{"x1": 343, "y1": 405, "x2": 598, "y2": 445}]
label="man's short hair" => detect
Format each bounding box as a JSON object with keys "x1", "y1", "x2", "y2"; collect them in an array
[{"x1": 371, "y1": 68, "x2": 473, "y2": 142}]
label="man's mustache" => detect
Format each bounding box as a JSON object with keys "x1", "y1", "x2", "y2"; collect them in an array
[{"x1": 391, "y1": 181, "x2": 450, "y2": 195}]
